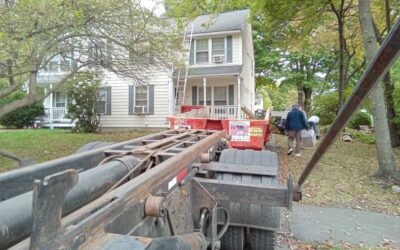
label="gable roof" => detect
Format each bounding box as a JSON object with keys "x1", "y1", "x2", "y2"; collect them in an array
[{"x1": 190, "y1": 9, "x2": 250, "y2": 34}]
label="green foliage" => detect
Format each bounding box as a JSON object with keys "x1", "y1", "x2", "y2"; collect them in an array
[
  {"x1": 0, "y1": 0, "x2": 180, "y2": 118},
  {"x1": 349, "y1": 112, "x2": 372, "y2": 129},
  {"x1": 345, "y1": 129, "x2": 375, "y2": 145},
  {"x1": 0, "y1": 92, "x2": 44, "y2": 129},
  {"x1": 391, "y1": 60, "x2": 400, "y2": 131},
  {"x1": 310, "y1": 92, "x2": 338, "y2": 125},
  {"x1": 256, "y1": 76, "x2": 294, "y2": 111},
  {"x1": 66, "y1": 72, "x2": 102, "y2": 133}
]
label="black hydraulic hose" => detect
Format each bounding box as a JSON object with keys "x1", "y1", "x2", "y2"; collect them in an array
[
  {"x1": 0, "y1": 156, "x2": 139, "y2": 249},
  {"x1": 216, "y1": 206, "x2": 230, "y2": 240},
  {"x1": 298, "y1": 18, "x2": 400, "y2": 187}
]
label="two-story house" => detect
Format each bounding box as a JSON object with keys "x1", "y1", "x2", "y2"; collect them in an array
[{"x1": 37, "y1": 9, "x2": 255, "y2": 129}]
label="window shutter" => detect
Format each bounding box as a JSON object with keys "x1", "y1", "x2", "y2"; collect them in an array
[
  {"x1": 148, "y1": 85, "x2": 154, "y2": 115},
  {"x1": 189, "y1": 39, "x2": 194, "y2": 65},
  {"x1": 228, "y1": 85, "x2": 234, "y2": 105},
  {"x1": 106, "y1": 87, "x2": 112, "y2": 115},
  {"x1": 129, "y1": 85, "x2": 134, "y2": 115},
  {"x1": 227, "y1": 36, "x2": 232, "y2": 63},
  {"x1": 192, "y1": 86, "x2": 197, "y2": 105}
]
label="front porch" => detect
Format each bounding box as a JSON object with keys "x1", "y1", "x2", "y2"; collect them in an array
[
  {"x1": 37, "y1": 85, "x2": 75, "y2": 128},
  {"x1": 175, "y1": 70, "x2": 251, "y2": 119},
  {"x1": 37, "y1": 107, "x2": 76, "y2": 128}
]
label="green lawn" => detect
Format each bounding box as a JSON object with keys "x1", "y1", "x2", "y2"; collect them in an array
[
  {"x1": 0, "y1": 129, "x2": 158, "y2": 172},
  {"x1": 276, "y1": 134, "x2": 400, "y2": 215}
]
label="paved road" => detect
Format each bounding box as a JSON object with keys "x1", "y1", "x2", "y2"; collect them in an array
[{"x1": 288, "y1": 205, "x2": 400, "y2": 247}]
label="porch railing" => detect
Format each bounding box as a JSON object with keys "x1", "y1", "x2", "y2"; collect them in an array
[
  {"x1": 207, "y1": 105, "x2": 240, "y2": 119},
  {"x1": 177, "y1": 105, "x2": 256, "y2": 120},
  {"x1": 43, "y1": 107, "x2": 69, "y2": 123}
]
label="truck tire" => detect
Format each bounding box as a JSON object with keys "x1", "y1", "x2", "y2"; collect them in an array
[
  {"x1": 219, "y1": 226, "x2": 245, "y2": 250},
  {"x1": 216, "y1": 149, "x2": 280, "y2": 250},
  {"x1": 249, "y1": 228, "x2": 275, "y2": 250},
  {"x1": 76, "y1": 141, "x2": 114, "y2": 153}
]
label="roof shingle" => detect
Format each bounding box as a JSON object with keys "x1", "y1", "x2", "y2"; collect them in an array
[{"x1": 190, "y1": 9, "x2": 250, "y2": 34}]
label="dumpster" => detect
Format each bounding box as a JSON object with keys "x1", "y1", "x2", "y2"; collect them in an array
[{"x1": 168, "y1": 106, "x2": 272, "y2": 150}]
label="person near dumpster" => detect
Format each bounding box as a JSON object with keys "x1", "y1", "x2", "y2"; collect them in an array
[
  {"x1": 308, "y1": 115, "x2": 320, "y2": 139},
  {"x1": 285, "y1": 104, "x2": 308, "y2": 157}
]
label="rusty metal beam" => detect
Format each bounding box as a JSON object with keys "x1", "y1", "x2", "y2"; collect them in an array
[
  {"x1": 298, "y1": 18, "x2": 400, "y2": 188},
  {"x1": 43, "y1": 130, "x2": 226, "y2": 248}
]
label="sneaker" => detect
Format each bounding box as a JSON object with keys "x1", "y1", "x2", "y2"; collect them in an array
[
  {"x1": 287, "y1": 149, "x2": 293, "y2": 155},
  {"x1": 295, "y1": 153, "x2": 301, "y2": 157}
]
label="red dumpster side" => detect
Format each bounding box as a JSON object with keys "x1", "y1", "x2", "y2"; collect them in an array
[{"x1": 167, "y1": 109, "x2": 271, "y2": 150}]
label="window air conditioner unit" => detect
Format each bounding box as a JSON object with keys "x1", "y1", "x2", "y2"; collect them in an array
[
  {"x1": 134, "y1": 106, "x2": 148, "y2": 115},
  {"x1": 212, "y1": 55, "x2": 224, "y2": 63}
]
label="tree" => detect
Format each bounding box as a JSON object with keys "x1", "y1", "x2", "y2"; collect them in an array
[
  {"x1": 0, "y1": 0, "x2": 180, "y2": 118},
  {"x1": 371, "y1": 0, "x2": 400, "y2": 146},
  {"x1": 66, "y1": 72, "x2": 101, "y2": 133},
  {"x1": 358, "y1": 0, "x2": 398, "y2": 178}
]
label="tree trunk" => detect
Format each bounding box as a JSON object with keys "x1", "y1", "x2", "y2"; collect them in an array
[
  {"x1": 303, "y1": 87, "x2": 312, "y2": 114},
  {"x1": 358, "y1": 0, "x2": 398, "y2": 178},
  {"x1": 383, "y1": 0, "x2": 400, "y2": 147},
  {"x1": 297, "y1": 83, "x2": 304, "y2": 109},
  {"x1": 337, "y1": 18, "x2": 346, "y2": 112},
  {"x1": 383, "y1": 73, "x2": 400, "y2": 146}
]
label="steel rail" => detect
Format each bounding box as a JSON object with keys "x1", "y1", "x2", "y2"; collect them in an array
[
  {"x1": 58, "y1": 130, "x2": 226, "y2": 244},
  {"x1": 298, "y1": 18, "x2": 400, "y2": 187}
]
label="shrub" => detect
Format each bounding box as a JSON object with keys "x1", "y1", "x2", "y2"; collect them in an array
[
  {"x1": 66, "y1": 72, "x2": 102, "y2": 133},
  {"x1": 346, "y1": 129, "x2": 375, "y2": 144},
  {"x1": 349, "y1": 112, "x2": 371, "y2": 129},
  {"x1": 0, "y1": 92, "x2": 44, "y2": 129}
]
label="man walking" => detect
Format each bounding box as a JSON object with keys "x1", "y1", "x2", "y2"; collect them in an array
[{"x1": 285, "y1": 104, "x2": 308, "y2": 157}]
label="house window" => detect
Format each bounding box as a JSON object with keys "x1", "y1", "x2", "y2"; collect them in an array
[
  {"x1": 196, "y1": 39, "x2": 209, "y2": 64},
  {"x1": 54, "y1": 91, "x2": 67, "y2": 107},
  {"x1": 213, "y1": 86, "x2": 228, "y2": 105},
  {"x1": 198, "y1": 86, "x2": 212, "y2": 105},
  {"x1": 135, "y1": 85, "x2": 148, "y2": 113},
  {"x1": 97, "y1": 88, "x2": 107, "y2": 114},
  {"x1": 60, "y1": 60, "x2": 71, "y2": 72},
  {"x1": 48, "y1": 61, "x2": 59, "y2": 72},
  {"x1": 212, "y1": 38, "x2": 225, "y2": 59}
]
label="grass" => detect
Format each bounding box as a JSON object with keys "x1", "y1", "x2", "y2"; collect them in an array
[
  {"x1": 275, "y1": 134, "x2": 400, "y2": 215},
  {"x1": 0, "y1": 128, "x2": 158, "y2": 172}
]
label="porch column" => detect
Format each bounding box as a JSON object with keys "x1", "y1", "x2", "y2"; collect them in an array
[
  {"x1": 237, "y1": 76, "x2": 241, "y2": 119},
  {"x1": 49, "y1": 84, "x2": 53, "y2": 123},
  {"x1": 203, "y1": 77, "x2": 207, "y2": 107}
]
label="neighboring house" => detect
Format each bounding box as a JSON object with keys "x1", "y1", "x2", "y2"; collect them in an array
[{"x1": 37, "y1": 9, "x2": 255, "y2": 128}]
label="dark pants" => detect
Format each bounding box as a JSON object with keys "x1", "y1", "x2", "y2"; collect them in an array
[
  {"x1": 308, "y1": 121, "x2": 319, "y2": 137},
  {"x1": 288, "y1": 130, "x2": 302, "y2": 154}
]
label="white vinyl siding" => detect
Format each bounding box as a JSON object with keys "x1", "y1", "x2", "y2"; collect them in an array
[
  {"x1": 99, "y1": 70, "x2": 171, "y2": 128},
  {"x1": 232, "y1": 34, "x2": 241, "y2": 65}
]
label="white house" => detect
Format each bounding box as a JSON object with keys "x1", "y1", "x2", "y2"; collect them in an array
[{"x1": 37, "y1": 9, "x2": 255, "y2": 128}]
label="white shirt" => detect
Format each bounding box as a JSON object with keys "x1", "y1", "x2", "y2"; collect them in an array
[{"x1": 308, "y1": 116, "x2": 319, "y2": 123}]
